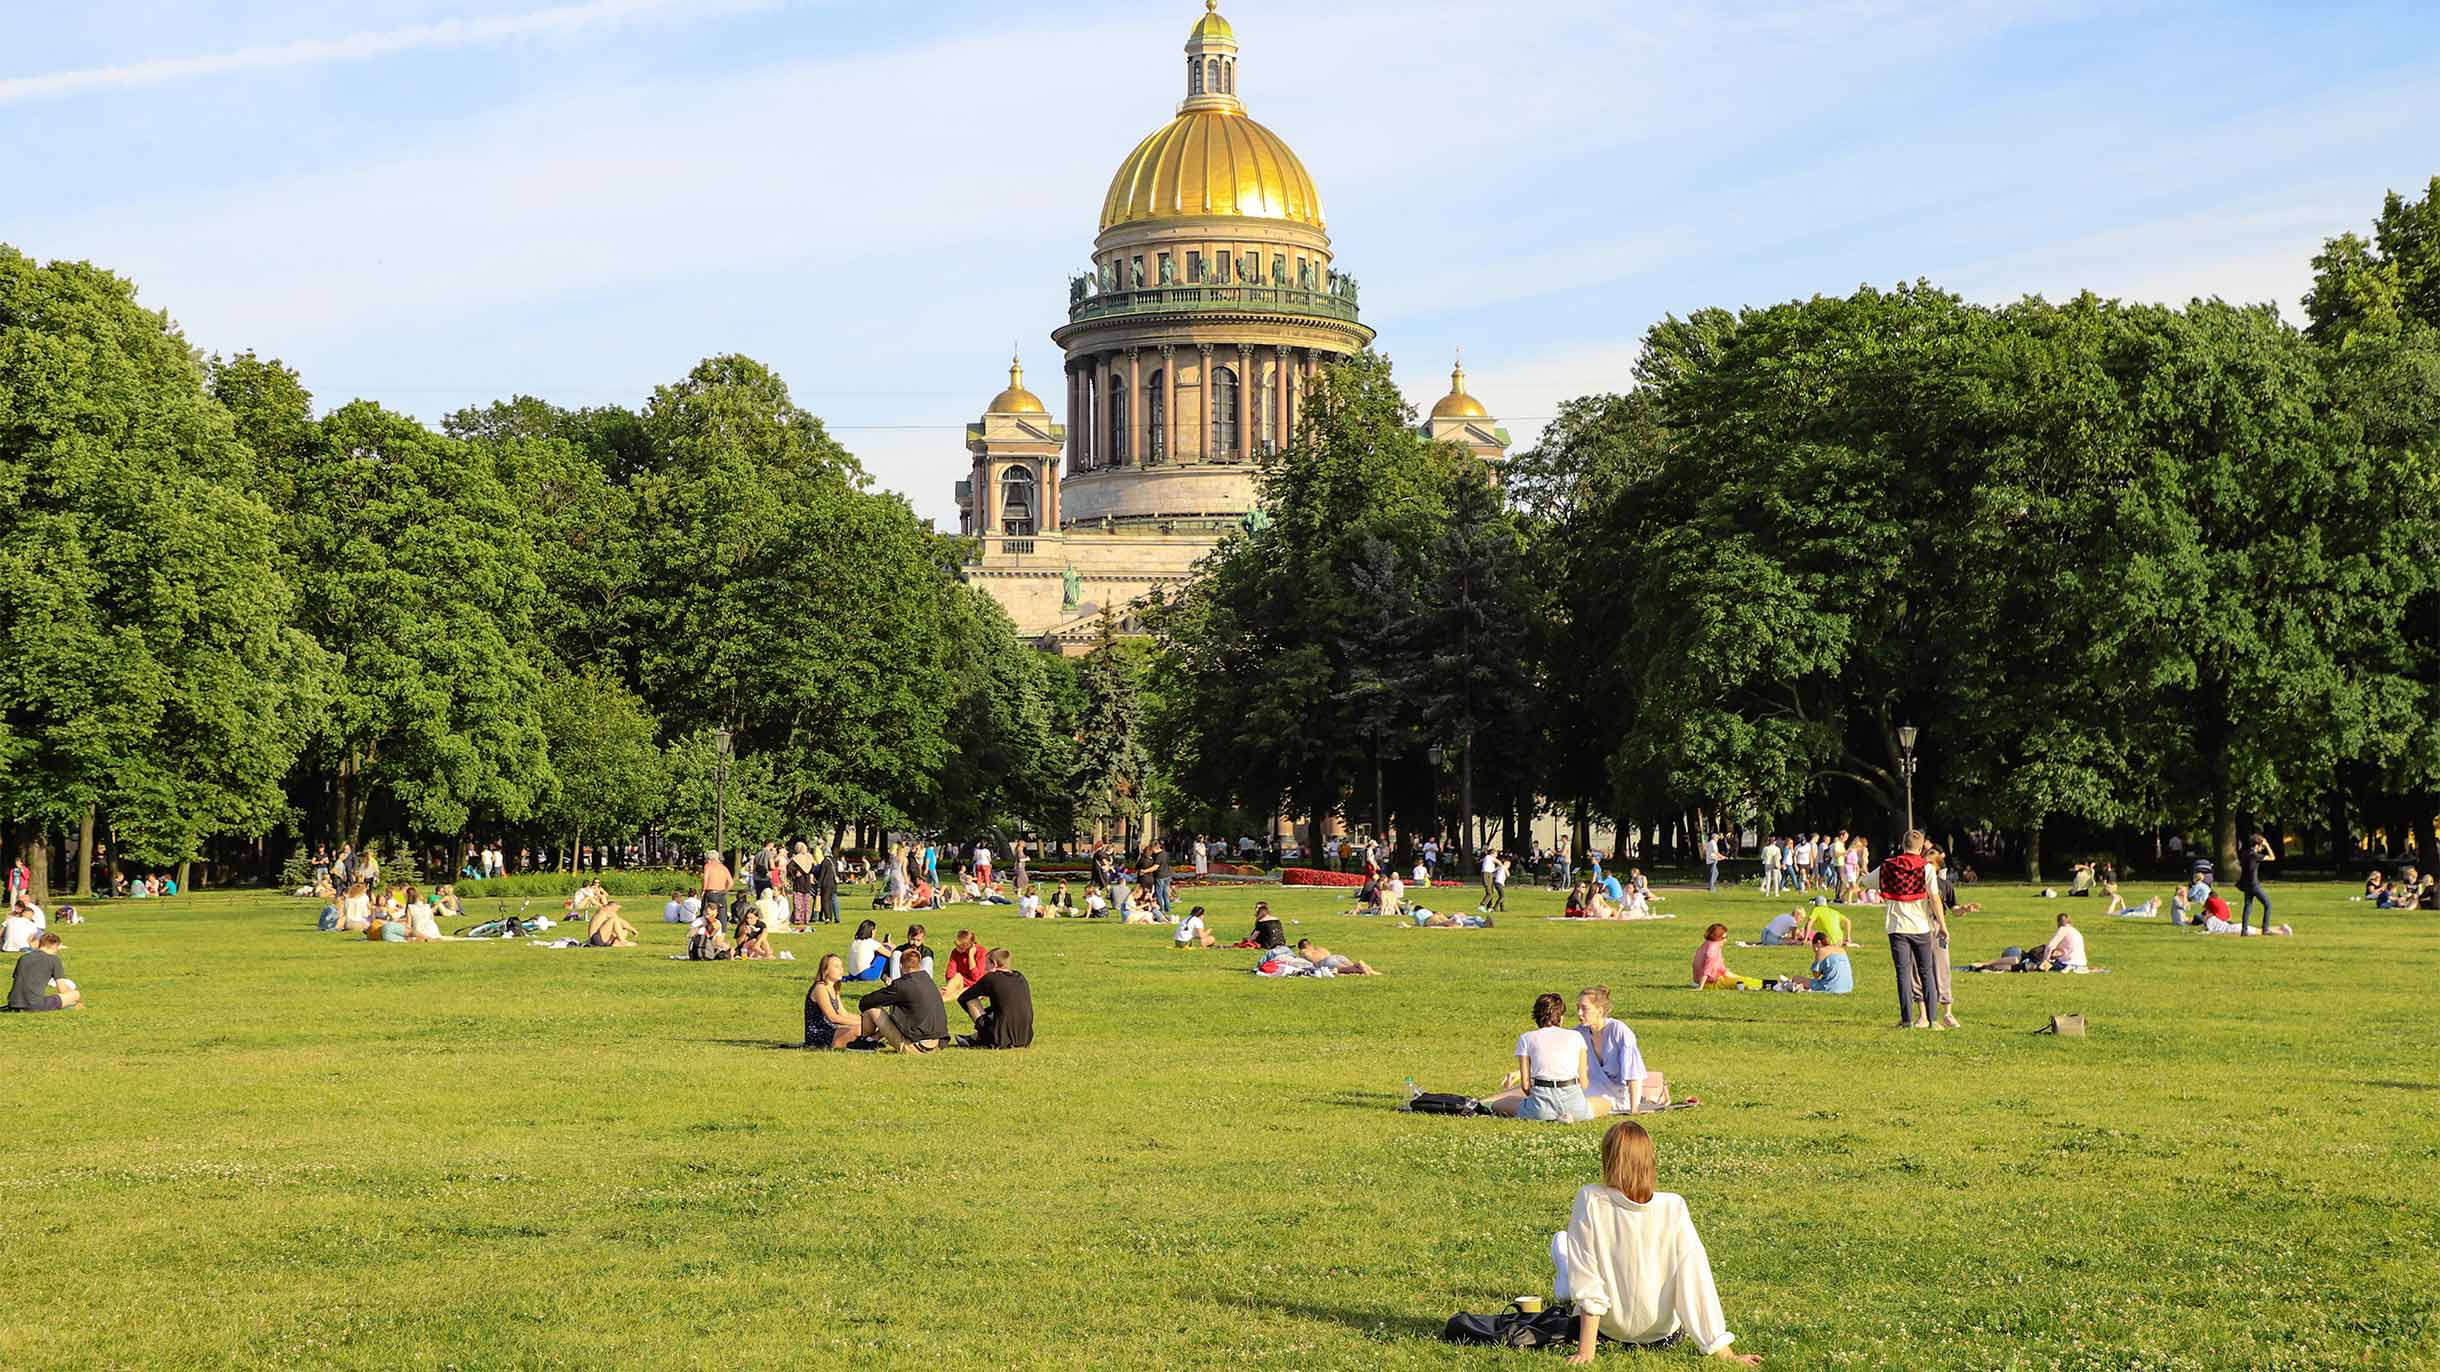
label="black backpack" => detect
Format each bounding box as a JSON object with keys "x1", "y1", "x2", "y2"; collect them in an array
[
  {"x1": 1405, "y1": 1092, "x2": 1486, "y2": 1116},
  {"x1": 1442, "y1": 1302, "x2": 1576, "y2": 1349}
]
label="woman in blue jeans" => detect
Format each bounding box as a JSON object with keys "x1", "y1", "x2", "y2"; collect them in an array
[{"x1": 1485, "y1": 993, "x2": 1594, "y2": 1121}]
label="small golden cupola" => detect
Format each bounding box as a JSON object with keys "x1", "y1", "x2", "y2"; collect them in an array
[
  {"x1": 1432, "y1": 355, "x2": 1489, "y2": 419},
  {"x1": 987, "y1": 352, "x2": 1048, "y2": 415}
]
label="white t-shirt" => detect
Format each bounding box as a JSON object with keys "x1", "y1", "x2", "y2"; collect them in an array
[
  {"x1": 663, "y1": 897, "x2": 687, "y2": 924},
  {"x1": 1173, "y1": 913, "x2": 1205, "y2": 944},
  {"x1": 1019, "y1": 892, "x2": 1041, "y2": 918},
  {"x1": 1412, "y1": 862, "x2": 1430, "y2": 884},
  {"x1": 974, "y1": 845, "x2": 992, "y2": 868},
  {"x1": 1385, "y1": 876, "x2": 1406, "y2": 907},
  {"x1": 0, "y1": 914, "x2": 34, "y2": 953},
  {"x1": 1086, "y1": 891, "x2": 1108, "y2": 913},
  {"x1": 1482, "y1": 852, "x2": 1500, "y2": 875},
  {"x1": 848, "y1": 936, "x2": 885, "y2": 973},
  {"x1": 1515, "y1": 1026, "x2": 1587, "y2": 1083},
  {"x1": 1763, "y1": 912, "x2": 1800, "y2": 943},
  {"x1": 2045, "y1": 924, "x2": 2088, "y2": 967},
  {"x1": 408, "y1": 904, "x2": 442, "y2": 940}
]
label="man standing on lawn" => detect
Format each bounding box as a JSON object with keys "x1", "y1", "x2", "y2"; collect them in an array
[
  {"x1": 1702, "y1": 832, "x2": 1722, "y2": 893},
  {"x1": 1480, "y1": 848, "x2": 1503, "y2": 912},
  {"x1": 702, "y1": 849, "x2": 734, "y2": 924}
]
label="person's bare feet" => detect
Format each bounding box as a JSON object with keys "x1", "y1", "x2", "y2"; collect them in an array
[{"x1": 1940, "y1": 1013, "x2": 1962, "y2": 1029}]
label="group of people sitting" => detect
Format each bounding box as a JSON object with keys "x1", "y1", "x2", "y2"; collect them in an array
[
  {"x1": 1693, "y1": 923, "x2": 1851, "y2": 993},
  {"x1": 1482, "y1": 987, "x2": 1673, "y2": 1120},
  {"x1": 318, "y1": 882, "x2": 456, "y2": 942},
  {"x1": 799, "y1": 934, "x2": 1033, "y2": 1052},
  {"x1": 2172, "y1": 874, "x2": 2292, "y2": 936},
  {"x1": 2364, "y1": 866, "x2": 2438, "y2": 909},
  {"x1": 1562, "y1": 871, "x2": 1662, "y2": 920}
]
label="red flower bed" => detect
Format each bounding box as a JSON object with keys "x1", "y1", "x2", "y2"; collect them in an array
[{"x1": 1280, "y1": 867, "x2": 1365, "y2": 887}]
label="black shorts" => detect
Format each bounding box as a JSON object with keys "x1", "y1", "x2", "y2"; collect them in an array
[{"x1": 7, "y1": 995, "x2": 64, "y2": 1013}]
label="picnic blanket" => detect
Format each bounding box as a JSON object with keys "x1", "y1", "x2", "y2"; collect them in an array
[{"x1": 1252, "y1": 954, "x2": 1336, "y2": 978}]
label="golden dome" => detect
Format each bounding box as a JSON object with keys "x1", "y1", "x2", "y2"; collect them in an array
[
  {"x1": 987, "y1": 355, "x2": 1047, "y2": 415},
  {"x1": 1190, "y1": 0, "x2": 1234, "y2": 43},
  {"x1": 1100, "y1": 108, "x2": 1324, "y2": 231},
  {"x1": 1432, "y1": 358, "x2": 1488, "y2": 419}
]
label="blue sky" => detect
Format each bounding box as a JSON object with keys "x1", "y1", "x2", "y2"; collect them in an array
[{"x1": 8, "y1": 0, "x2": 2436, "y2": 524}]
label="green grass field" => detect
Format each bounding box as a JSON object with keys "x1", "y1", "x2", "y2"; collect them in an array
[{"x1": 9, "y1": 876, "x2": 2435, "y2": 1370}]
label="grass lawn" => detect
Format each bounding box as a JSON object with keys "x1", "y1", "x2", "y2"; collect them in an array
[{"x1": 9, "y1": 876, "x2": 2436, "y2": 1370}]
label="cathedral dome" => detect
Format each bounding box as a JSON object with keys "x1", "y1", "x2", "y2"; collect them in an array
[
  {"x1": 1099, "y1": 109, "x2": 1324, "y2": 232},
  {"x1": 1431, "y1": 358, "x2": 1488, "y2": 419},
  {"x1": 986, "y1": 355, "x2": 1047, "y2": 415}
]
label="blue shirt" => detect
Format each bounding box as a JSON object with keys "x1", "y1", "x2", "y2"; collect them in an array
[
  {"x1": 1579, "y1": 1018, "x2": 1646, "y2": 1099},
  {"x1": 1809, "y1": 951, "x2": 1854, "y2": 994},
  {"x1": 1601, "y1": 875, "x2": 1624, "y2": 905}
]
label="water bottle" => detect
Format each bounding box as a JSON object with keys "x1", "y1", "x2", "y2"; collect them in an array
[{"x1": 1404, "y1": 1075, "x2": 1422, "y2": 1102}]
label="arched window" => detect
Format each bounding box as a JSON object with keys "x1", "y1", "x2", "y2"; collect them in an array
[
  {"x1": 1145, "y1": 371, "x2": 1166, "y2": 462},
  {"x1": 1223, "y1": 59, "x2": 1235, "y2": 94},
  {"x1": 999, "y1": 466, "x2": 1036, "y2": 536},
  {"x1": 1207, "y1": 58, "x2": 1222, "y2": 92},
  {"x1": 1108, "y1": 383, "x2": 1129, "y2": 464},
  {"x1": 1189, "y1": 58, "x2": 1203, "y2": 95},
  {"x1": 1210, "y1": 366, "x2": 1239, "y2": 458}
]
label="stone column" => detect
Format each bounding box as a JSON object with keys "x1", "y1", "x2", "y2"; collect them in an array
[
  {"x1": 1163, "y1": 345, "x2": 1180, "y2": 464},
  {"x1": 1066, "y1": 365, "x2": 1082, "y2": 473},
  {"x1": 1275, "y1": 343, "x2": 1291, "y2": 452},
  {"x1": 1235, "y1": 344, "x2": 1253, "y2": 461},
  {"x1": 1193, "y1": 344, "x2": 1211, "y2": 461},
  {"x1": 1096, "y1": 354, "x2": 1113, "y2": 467},
  {"x1": 978, "y1": 460, "x2": 994, "y2": 536},
  {"x1": 1126, "y1": 348, "x2": 1143, "y2": 468}
]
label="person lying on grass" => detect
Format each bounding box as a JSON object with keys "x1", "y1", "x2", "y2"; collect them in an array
[
  {"x1": 1771, "y1": 933, "x2": 1852, "y2": 992},
  {"x1": 1173, "y1": 905, "x2": 1215, "y2": 948},
  {"x1": 1691, "y1": 925, "x2": 1759, "y2": 990},
  {"x1": 1548, "y1": 1120, "x2": 1757, "y2": 1366},
  {"x1": 1486, "y1": 992, "x2": 1593, "y2": 1121},
  {"x1": 957, "y1": 947, "x2": 1034, "y2": 1049},
  {"x1": 856, "y1": 948, "x2": 947, "y2": 1053},
  {"x1": 801, "y1": 954, "x2": 860, "y2": 1048},
  {"x1": 1412, "y1": 907, "x2": 1492, "y2": 928},
  {"x1": 587, "y1": 900, "x2": 638, "y2": 949},
  {"x1": 6, "y1": 931, "x2": 82, "y2": 1012},
  {"x1": 1292, "y1": 938, "x2": 1377, "y2": 975}
]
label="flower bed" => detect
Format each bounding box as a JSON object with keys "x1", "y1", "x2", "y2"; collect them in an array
[{"x1": 1280, "y1": 867, "x2": 1365, "y2": 887}]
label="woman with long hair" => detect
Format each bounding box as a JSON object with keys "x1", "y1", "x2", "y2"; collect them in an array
[
  {"x1": 1484, "y1": 993, "x2": 1592, "y2": 1122},
  {"x1": 1548, "y1": 1120, "x2": 1755, "y2": 1365},
  {"x1": 801, "y1": 954, "x2": 860, "y2": 1049}
]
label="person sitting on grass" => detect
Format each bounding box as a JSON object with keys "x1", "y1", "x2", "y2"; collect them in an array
[
  {"x1": 1048, "y1": 880, "x2": 1078, "y2": 917},
  {"x1": 1547, "y1": 1120, "x2": 1756, "y2": 1366},
  {"x1": 1018, "y1": 884, "x2": 1043, "y2": 919},
  {"x1": 1380, "y1": 872, "x2": 1407, "y2": 923},
  {"x1": 1121, "y1": 885, "x2": 1164, "y2": 924},
  {"x1": 2195, "y1": 892, "x2": 2293, "y2": 936},
  {"x1": 587, "y1": 900, "x2": 638, "y2": 949},
  {"x1": 1292, "y1": 938, "x2": 1378, "y2": 976},
  {"x1": 800, "y1": 953, "x2": 861, "y2": 1049},
  {"x1": 1173, "y1": 904, "x2": 1215, "y2": 948},
  {"x1": 899, "y1": 924, "x2": 938, "y2": 976},
  {"x1": 845, "y1": 920, "x2": 892, "y2": 980},
  {"x1": 942, "y1": 929, "x2": 989, "y2": 996},
  {"x1": 1807, "y1": 902, "x2": 1853, "y2": 947},
  {"x1": 732, "y1": 903, "x2": 775, "y2": 960},
  {"x1": 957, "y1": 947, "x2": 1035, "y2": 1049},
  {"x1": 1565, "y1": 881, "x2": 1594, "y2": 919},
  {"x1": 1485, "y1": 992, "x2": 1592, "y2": 1122},
  {"x1": 338, "y1": 882, "x2": 373, "y2": 933},
  {"x1": 2401, "y1": 867, "x2": 2437, "y2": 911},
  {"x1": 1084, "y1": 886, "x2": 1110, "y2": 919},
  {"x1": 1774, "y1": 932, "x2": 1854, "y2": 992},
  {"x1": 1759, "y1": 910, "x2": 1803, "y2": 946},
  {"x1": 687, "y1": 904, "x2": 732, "y2": 959},
  {"x1": 1245, "y1": 901, "x2": 1286, "y2": 949},
  {"x1": 856, "y1": 948, "x2": 947, "y2": 1052},
  {"x1": 403, "y1": 887, "x2": 444, "y2": 943},
  {"x1": 1577, "y1": 985, "x2": 1669, "y2": 1113},
  {"x1": 1691, "y1": 925, "x2": 1758, "y2": 990},
  {"x1": 2366, "y1": 869, "x2": 2392, "y2": 907},
  {"x1": 6, "y1": 932, "x2": 81, "y2": 1012},
  {"x1": 2, "y1": 903, "x2": 38, "y2": 954}
]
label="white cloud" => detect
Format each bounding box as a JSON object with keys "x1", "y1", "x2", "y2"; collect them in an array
[{"x1": 0, "y1": 0, "x2": 763, "y2": 103}]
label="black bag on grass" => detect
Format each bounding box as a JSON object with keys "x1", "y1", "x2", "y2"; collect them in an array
[
  {"x1": 1442, "y1": 1302, "x2": 1576, "y2": 1349},
  {"x1": 1404, "y1": 1092, "x2": 1485, "y2": 1116}
]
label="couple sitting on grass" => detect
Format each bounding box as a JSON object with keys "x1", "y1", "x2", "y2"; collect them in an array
[
  {"x1": 1967, "y1": 912, "x2": 2093, "y2": 972},
  {"x1": 1693, "y1": 924, "x2": 1851, "y2": 993},
  {"x1": 800, "y1": 941, "x2": 1033, "y2": 1052},
  {"x1": 1483, "y1": 988, "x2": 1672, "y2": 1122}
]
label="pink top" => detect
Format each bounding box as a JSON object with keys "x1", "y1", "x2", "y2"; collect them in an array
[{"x1": 1691, "y1": 940, "x2": 1729, "y2": 987}]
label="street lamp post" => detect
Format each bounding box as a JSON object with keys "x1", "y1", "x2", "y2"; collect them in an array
[
  {"x1": 713, "y1": 728, "x2": 733, "y2": 861},
  {"x1": 1897, "y1": 723, "x2": 1920, "y2": 836},
  {"x1": 1426, "y1": 743, "x2": 1444, "y2": 875}
]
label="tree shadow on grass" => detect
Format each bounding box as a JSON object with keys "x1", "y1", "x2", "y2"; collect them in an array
[
  {"x1": 2357, "y1": 1079, "x2": 2433, "y2": 1091},
  {"x1": 1213, "y1": 1291, "x2": 1445, "y2": 1340},
  {"x1": 705, "y1": 1038, "x2": 806, "y2": 1051}
]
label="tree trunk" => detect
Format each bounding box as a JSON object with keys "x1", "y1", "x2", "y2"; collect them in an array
[
  {"x1": 1571, "y1": 798, "x2": 1588, "y2": 873},
  {"x1": 1458, "y1": 741, "x2": 1475, "y2": 868},
  {"x1": 73, "y1": 806, "x2": 96, "y2": 897},
  {"x1": 2023, "y1": 824, "x2": 2043, "y2": 884},
  {"x1": 175, "y1": 858, "x2": 191, "y2": 892},
  {"x1": 20, "y1": 828, "x2": 50, "y2": 906}
]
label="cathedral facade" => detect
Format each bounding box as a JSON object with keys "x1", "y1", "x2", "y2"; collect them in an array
[{"x1": 954, "y1": 2, "x2": 1507, "y2": 650}]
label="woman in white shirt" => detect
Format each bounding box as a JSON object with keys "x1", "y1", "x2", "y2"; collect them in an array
[
  {"x1": 1551, "y1": 1121, "x2": 1756, "y2": 1364},
  {"x1": 1486, "y1": 994, "x2": 1592, "y2": 1122}
]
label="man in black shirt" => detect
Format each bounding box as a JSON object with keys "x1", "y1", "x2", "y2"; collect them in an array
[
  {"x1": 7, "y1": 932, "x2": 80, "y2": 1012},
  {"x1": 857, "y1": 950, "x2": 946, "y2": 1051},
  {"x1": 957, "y1": 949, "x2": 1034, "y2": 1049},
  {"x1": 815, "y1": 848, "x2": 840, "y2": 925}
]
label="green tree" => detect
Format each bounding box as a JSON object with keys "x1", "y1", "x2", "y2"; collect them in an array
[
  {"x1": 288, "y1": 400, "x2": 556, "y2": 843},
  {"x1": 1071, "y1": 613, "x2": 1151, "y2": 842},
  {"x1": 0, "y1": 251, "x2": 321, "y2": 895},
  {"x1": 536, "y1": 665, "x2": 665, "y2": 859},
  {"x1": 2307, "y1": 176, "x2": 2440, "y2": 343}
]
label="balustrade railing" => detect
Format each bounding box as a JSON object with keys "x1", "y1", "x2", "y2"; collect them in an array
[{"x1": 1067, "y1": 283, "x2": 1361, "y2": 324}]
